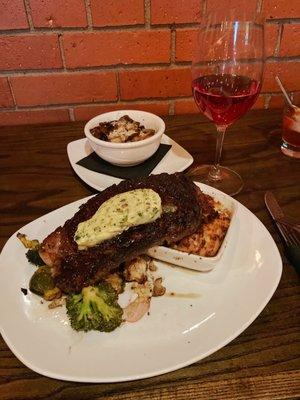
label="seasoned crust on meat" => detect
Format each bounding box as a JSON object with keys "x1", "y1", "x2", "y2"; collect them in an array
[
  {"x1": 172, "y1": 192, "x2": 231, "y2": 257},
  {"x1": 40, "y1": 173, "x2": 202, "y2": 293}
]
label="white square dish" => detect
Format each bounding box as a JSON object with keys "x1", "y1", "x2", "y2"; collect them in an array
[
  {"x1": 147, "y1": 183, "x2": 238, "y2": 271},
  {"x1": 67, "y1": 135, "x2": 193, "y2": 190}
]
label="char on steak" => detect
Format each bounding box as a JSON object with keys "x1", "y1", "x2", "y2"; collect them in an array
[{"x1": 39, "y1": 173, "x2": 202, "y2": 293}]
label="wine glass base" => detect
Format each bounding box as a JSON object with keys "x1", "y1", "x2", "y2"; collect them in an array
[{"x1": 188, "y1": 165, "x2": 244, "y2": 196}]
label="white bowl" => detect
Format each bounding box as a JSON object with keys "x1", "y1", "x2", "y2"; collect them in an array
[{"x1": 84, "y1": 110, "x2": 165, "y2": 167}]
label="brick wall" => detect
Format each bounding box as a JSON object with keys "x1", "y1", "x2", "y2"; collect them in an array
[{"x1": 0, "y1": 0, "x2": 299, "y2": 126}]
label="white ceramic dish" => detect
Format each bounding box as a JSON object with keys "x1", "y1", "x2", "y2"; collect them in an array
[
  {"x1": 84, "y1": 110, "x2": 165, "y2": 166},
  {"x1": 148, "y1": 184, "x2": 237, "y2": 271},
  {"x1": 0, "y1": 183, "x2": 282, "y2": 383},
  {"x1": 67, "y1": 135, "x2": 193, "y2": 190}
]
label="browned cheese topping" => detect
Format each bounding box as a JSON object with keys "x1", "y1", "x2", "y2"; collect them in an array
[{"x1": 90, "y1": 115, "x2": 155, "y2": 143}]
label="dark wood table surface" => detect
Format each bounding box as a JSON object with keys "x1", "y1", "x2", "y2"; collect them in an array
[{"x1": 0, "y1": 110, "x2": 299, "y2": 400}]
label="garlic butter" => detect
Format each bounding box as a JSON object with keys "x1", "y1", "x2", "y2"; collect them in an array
[{"x1": 75, "y1": 189, "x2": 162, "y2": 249}]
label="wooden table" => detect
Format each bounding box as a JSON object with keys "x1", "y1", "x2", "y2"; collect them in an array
[{"x1": 0, "y1": 110, "x2": 299, "y2": 400}]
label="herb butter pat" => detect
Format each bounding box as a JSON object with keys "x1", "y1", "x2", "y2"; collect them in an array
[{"x1": 75, "y1": 189, "x2": 162, "y2": 248}]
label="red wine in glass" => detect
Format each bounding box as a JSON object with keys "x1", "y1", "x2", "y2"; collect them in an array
[
  {"x1": 192, "y1": 74, "x2": 261, "y2": 126},
  {"x1": 190, "y1": 9, "x2": 264, "y2": 195}
]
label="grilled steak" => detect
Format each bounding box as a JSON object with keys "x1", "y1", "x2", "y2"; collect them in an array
[{"x1": 40, "y1": 173, "x2": 202, "y2": 293}]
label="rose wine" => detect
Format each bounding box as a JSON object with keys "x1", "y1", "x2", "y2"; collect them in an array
[{"x1": 192, "y1": 74, "x2": 261, "y2": 126}]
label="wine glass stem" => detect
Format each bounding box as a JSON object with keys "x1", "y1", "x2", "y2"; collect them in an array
[{"x1": 208, "y1": 125, "x2": 227, "y2": 181}]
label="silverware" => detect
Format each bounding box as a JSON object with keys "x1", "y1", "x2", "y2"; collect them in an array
[
  {"x1": 265, "y1": 191, "x2": 300, "y2": 273},
  {"x1": 265, "y1": 191, "x2": 300, "y2": 230},
  {"x1": 275, "y1": 216, "x2": 300, "y2": 234}
]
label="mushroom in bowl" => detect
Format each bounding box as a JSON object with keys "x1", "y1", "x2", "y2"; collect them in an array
[{"x1": 84, "y1": 110, "x2": 165, "y2": 167}]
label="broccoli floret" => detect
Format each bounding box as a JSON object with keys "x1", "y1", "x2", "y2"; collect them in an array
[
  {"x1": 26, "y1": 249, "x2": 45, "y2": 266},
  {"x1": 66, "y1": 283, "x2": 123, "y2": 332}
]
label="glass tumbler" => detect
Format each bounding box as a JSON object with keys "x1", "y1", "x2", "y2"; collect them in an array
[{"x1": 281, "y1": 103, "x2": 300, "y2": 159}]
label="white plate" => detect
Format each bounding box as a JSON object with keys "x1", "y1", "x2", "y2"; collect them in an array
[
  {"x1": 67, "y1": 135, "x2": 193, "y2": 190},
  {"x1": 0, "y1": 184, "x2": 282, "y2": 383},
  {"x1": 148, "y1": 185, "x2": 238, "y2": 271}
]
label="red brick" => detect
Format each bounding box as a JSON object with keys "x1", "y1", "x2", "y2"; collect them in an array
[
  {"x1": 30, "y1": 0, "x2": 87, "y2": 28},
  {"x1": 0, "y1": 0, "x2": 28, "y2": 29},
  {"x1": 262, "y1": 62, "x2": 300, "y2": 92},
  {"x1": 174, "y1": 98, "x2": 198, "y2": 114},
  {"x1": 151, "y1": 0, "x2": 201, "y2": 24},
  {"x1": 0, "y1": 78, "x2": 14, "y2": 108},
  {"x1": 251, "y1": 95, "x2": 266, "y2": 109},
  {"x1": 268, "y1": 94, "x2": 285, "y2": 109},
  {"x1": 63, "y1": 31, "x2": 170, "y2": 68},
  {"x1": 292, "y1": 92, "x2": 300, "y2": 106},
  {"x1": 11, "y1": 72, "x2": 117, "y2": 106},
  {"x1": 263, "y1": 0, "x2": 300, "y2": 19},
  {"x1": 119, "y1": 68, "x2": 191, "y2": 100},
  {"x1": 265, "y1": 24, "x2": 279, "y2": 57},
  {"x1": 0, "y1": 109, "x2": 70, "y2": 126},
  {"x1": 0, "y1": 35, "x2": 62, "y2": 70},
  {"x1": 280, "y1": 25, "x2": 300, "y2": 57},
  {"x1": 74, "y1": 102, "x2": 169, "y2": 121},
  {"x1": 91, "y1": 0, "x2": 144, "y2": 27},
  {"x1": 177, "y1": 24, "x2": 265, "y2": 63},
  {"x1": 206, "y1": 0, "x2": 257, "y2": 21},
  {"x1": 175, "y1": 29, "x2": 198, "y2": 62}
]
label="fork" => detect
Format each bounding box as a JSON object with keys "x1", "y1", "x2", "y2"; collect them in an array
[
  {"x1": 277, "y1": 220, "x2": 300, "y2": 247},
  {"x1": 275, "y1": 216, "x2": 300, "y2": 234},
  {"x1": 264, "y1": 191, "x2": 300, "y2": 273},
  {"x1": 276, "y1": 219, "x2": 300, "y2": 274}
]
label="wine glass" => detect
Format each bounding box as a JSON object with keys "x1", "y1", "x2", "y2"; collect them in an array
[{"x1": 191, "y1": 6, "x2": 264, "y2": 195}]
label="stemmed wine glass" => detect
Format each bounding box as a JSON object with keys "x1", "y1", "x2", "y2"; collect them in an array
[{"x1": 191, "y1": 6, "x2": 264, "y2": 195}]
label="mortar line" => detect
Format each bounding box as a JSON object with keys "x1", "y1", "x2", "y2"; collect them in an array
[
  {"x1": 263, "y1": 56, "x2": 300, "y2": 62},
  {"x1": 264, "y1": 94, "x2": 271, "y2": 109},
  {"x1": 0, "y1": 19, "x2": 298, "y2": 36},
  {"x1": 266, "y1": 18, "x2": 300, "y2": 24},
  {"x1": 0, "y1": 28, "x2": 31, "y2": 35},
  {"x1": 0, "y1": 24, "x2": 160, "y2": 36},
  {"x1": 257, "y1": 0, "x2": 264, "y2": 14},
  {"x1": 0, "y1": 19, "x2": 299, "y2": 37},
  {"x1": 144, "y1": 0, "x2": 151, "y2": 28},
  {"x1": 274, "y1": 24, "x2": 284, "y2": 57},
  {"x1": 6, "y1": 77, "x2": 17, "y2": 107},
  {"x1": 84, "y1": 0, "x2": 93, "y2": 30},
  {"x1": 70, "y1": 97, "x2": 194, "y2": 107},
  {"x1": 1, "y1": 55, "x2": 299, "y2": 77},
  {"x1": 202, "y1": 0, "x2": 207, "y2": 17},
  {"x1": 23, "y1": 0, "x2": 34, "y2": 31},
  {"x1": 116, "y1": 71, "x2": 121, "y2": 102},
  {"x1": 1, "y1": 91, "x2": 299, "y2": 114},
  {"x1": 0, "y1": 97, "x2": 195, "y2": 112},
  {"x1": 0, "y1": 22, "x2": 223, "y2": 36},
  {"x1": 0, "y1": 68, "x2": 65, "y2": 77},
  {"x1": 58, "y1": 34, "x2": 67, "y2": 70},
  {"x1": 0, "y1": 64, "x2": 190, "y2": 77},
  {"x1": 170, "y1": 27, "x2": 176, "y2": 64}
]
